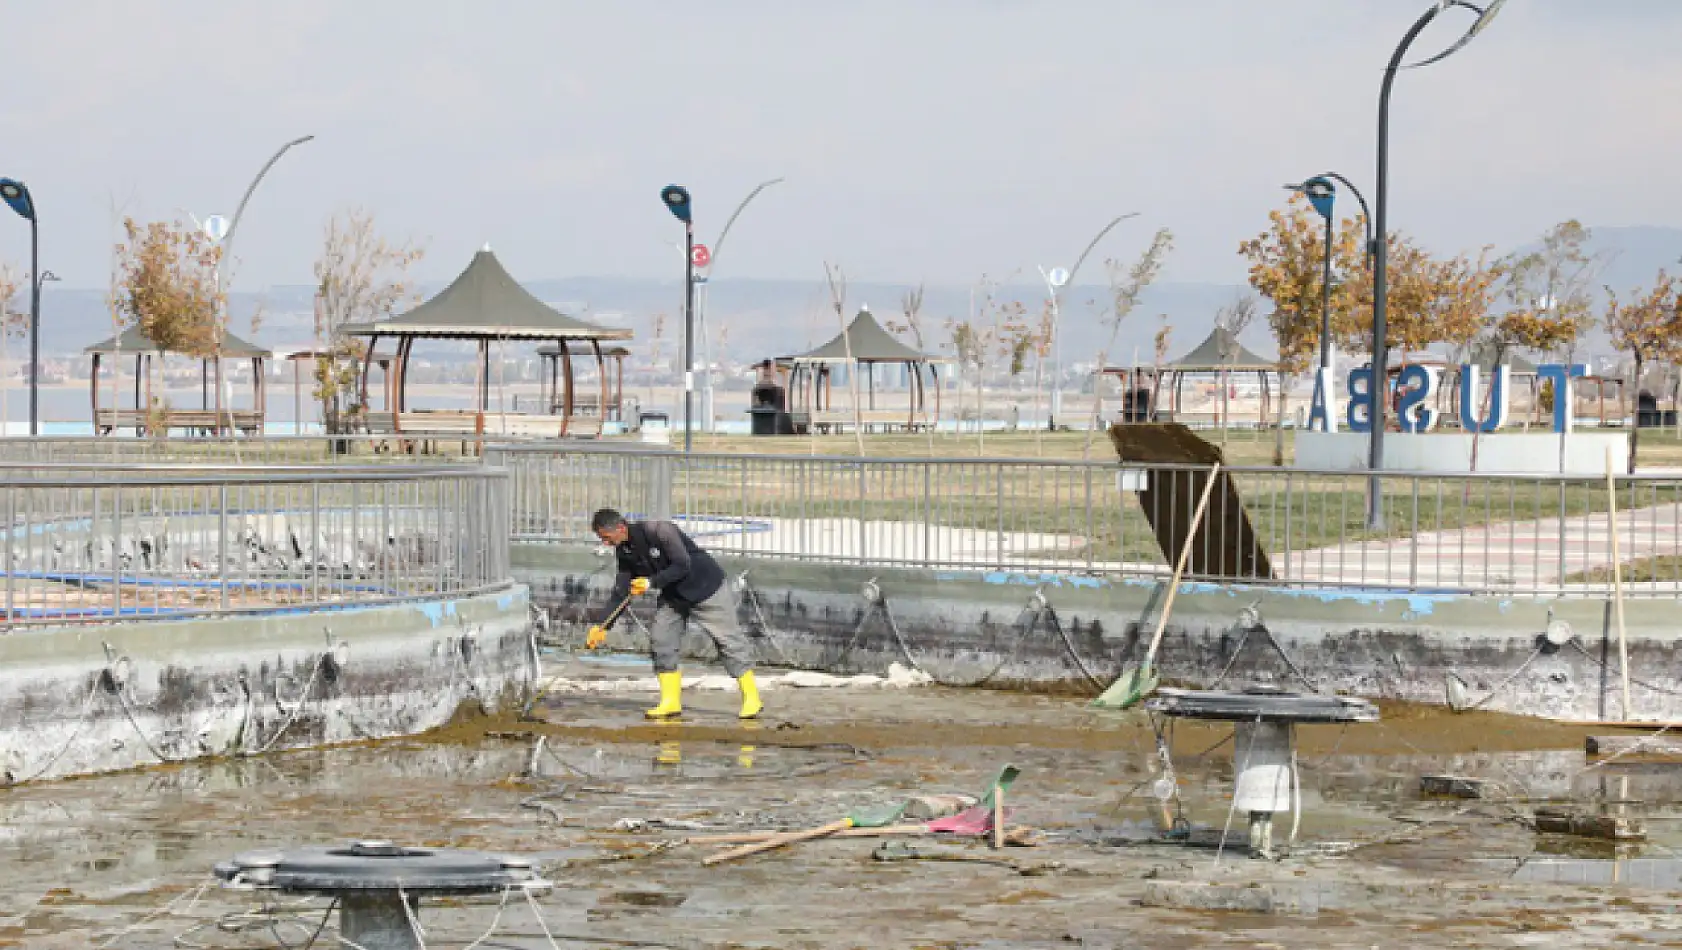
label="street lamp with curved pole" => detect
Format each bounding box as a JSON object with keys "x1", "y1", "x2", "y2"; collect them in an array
[
  {"x1": 207, "y1": 135, "x2": 313, "y2": 437},
  {"x1": 1042, "y1": 212, "x2": 1140, "y2": 429},
  {"x1": 219, "y1": 135, "x2": 315, "y2": 280},
  {"x1": 0, "y1": 177, "x2": 42, "y2": 434},
  {"x1": 660, "y1": 185, "x2": 696, "y2": 453},
  {"x1": 696, "y1": 177, "x2": 783, "y2": 432},
  {"x1": 1367, "y1": 0, "x2": 1506, "y2": 527},
  {"x1": 1284, "y1": 172, "x2": 1373, "y2": 373}
]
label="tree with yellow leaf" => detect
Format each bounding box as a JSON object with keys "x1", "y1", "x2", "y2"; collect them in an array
[
  {"x1": 116, "y1": 218, "x2": 224, "y2": 358},
  {"x1": 114, "y1": 218, "x2": 229, "y2": 436},
  {"x1": 1605, "y1": 272, "x2": 1682, "y2": 472},
  {"x1": 1239, "y1": 194, "x2": 1363, "y2": 462},
  {"x1": 1239, "y1": 194, "x2": 1365, "y2": 376}
]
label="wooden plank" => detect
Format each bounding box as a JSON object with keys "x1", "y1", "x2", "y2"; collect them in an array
[
  {"x1": 1532, "y1": 808, "x2": 1645, "y2": 841},
  {"x1": 1107, "y1": 423, "x2": 1273, "y2": 581},
  {"x1": 1586, "y1": 735, "x2": 1682, "y2": 759}
]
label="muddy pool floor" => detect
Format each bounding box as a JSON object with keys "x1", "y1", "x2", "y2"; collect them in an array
[{"x1": 8, "y1": 652, "x2": 1682, "y2": 948}]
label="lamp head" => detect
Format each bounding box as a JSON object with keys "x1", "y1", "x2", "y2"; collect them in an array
[
  {"x1": 660, "y1": 185, "x2": 693, "y2": 224},
  {"x1": 1468, "y1": 0, "x2": 1506, "y2": 36},
  {"x1": 1406, "y1": 0, "x2": 1506, "y2": 70},
  {"x1": 1286, "y1": 177, "x2": 1337, "y2": 221},
  {"x1": 0, "y1": 179, "x2": 35, "y2": 222}
]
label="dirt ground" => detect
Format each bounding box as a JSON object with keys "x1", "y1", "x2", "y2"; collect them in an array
[{"x1": 7, "y1": 651, "x2": 1682, "y2": 948}]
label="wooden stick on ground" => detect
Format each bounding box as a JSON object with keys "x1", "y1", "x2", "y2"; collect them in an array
[
  {"x1": 702, "y1": 818, "x2": 852, "y2": 866},
  {"x1": 992, "y1": 784, "x2": 1005, "y2": 850},
  {"x1": 687, "y1": 824, "x2": 930, "y2": 846}
]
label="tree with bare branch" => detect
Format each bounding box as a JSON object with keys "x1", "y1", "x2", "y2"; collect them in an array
[
  {"x1": 823, "y1": 263, "x2": 865, "y2": 456},
  {"x1": 1084, "y1": 228, "x2": 1175, "y2": 457},
  {"x1": 1606, "y1": 272, "x2": 1682, "y2": 473},
  {"x1": 1210, "y1": 295, "x2": 1259, "y2": 446},
  {"x1": 0, "y1": 264, "x2": 22, "y2": 432},
  {"x1": 313, "y1": 209, "x2": 424, "y2": 434}
]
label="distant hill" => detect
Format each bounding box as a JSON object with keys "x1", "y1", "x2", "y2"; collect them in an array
[{"x1": 26, "y1": 224, "x2": 1682, "y2": 368}]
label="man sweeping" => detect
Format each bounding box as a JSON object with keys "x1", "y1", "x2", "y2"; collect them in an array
[{"x1": 586, "y1": 508, "x2": 762, "y2": 720}]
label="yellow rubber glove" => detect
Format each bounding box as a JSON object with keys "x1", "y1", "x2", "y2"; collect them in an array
[
  {"x1": 586, "y1": 625, "x2": 607, "y2": 650},
  {"x1": 629, "y1": 577, "x2": 651, "y2": 597}
]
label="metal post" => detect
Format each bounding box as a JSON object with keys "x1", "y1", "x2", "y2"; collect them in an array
[
  {"x1": 922, "y1": 462, "x2": 933, "y2": 569},
  {"x1": 28, "y1": 215, "x2": 39, "y2": 436},
  {"x1": 683, "y1": 221, "x2": 695, "y2": 454},
  {"x1": 1319, "y1": 213, "x2": 1334, "y2": 373},
  {"x1": 1370, "y1": 6, "x2": 1449, "y2": 528},
  {"x1": 218, "y1": 484, "x2": 229, "y2": 610}
]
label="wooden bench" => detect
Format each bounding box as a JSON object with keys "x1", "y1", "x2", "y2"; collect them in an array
[
  {"x1": 95, "y1": 407, "x2": 263, "y2": 436},
  {"x1": 810, "y1": 410, "x2": 921, "y2": 434}
]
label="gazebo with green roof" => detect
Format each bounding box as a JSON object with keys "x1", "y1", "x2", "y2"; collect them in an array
[
  {"x1": 86, "y1": 325, "x2": 272, "y2": 436},
  {"x1": 341, "y1": 246, "x2": 631, "y2": 439},
  {"x1": 777, "y1": 307, "x2": 950, "y2": 433}
]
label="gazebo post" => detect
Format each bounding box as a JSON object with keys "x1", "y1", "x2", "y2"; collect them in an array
[
  {"x1": 358, "y1": 334, "x2": 379, "y2": 415},
  {"x1": 592, "y1": 340, "x2": 607, "y2": 427},
  {"x1": 396, "y1": 337, "x2": 413, "y2": 413},
  {"x1": 933, "y1": 364, "x2": 942, "y2": 432},
  {"x1": 90, "y1": 353, "x2": 101, "y2": 434},
  {"x1": 562, "y1": 344, "x2": 576, "y2": 418},
  {"x1": 614, "y1": 352, "x2": 625, "y2": 422},
  {"x1": 294, "y1": 356, "x2": 302, "y2": 435}
]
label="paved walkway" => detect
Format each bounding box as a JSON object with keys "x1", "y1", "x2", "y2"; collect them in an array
[
  {"x1": 1284, "y1": 503, "x2": 1682, "y2": 589},
  {"x1": 685, "y1": 503, "x2": 1682, "y2": 594}
]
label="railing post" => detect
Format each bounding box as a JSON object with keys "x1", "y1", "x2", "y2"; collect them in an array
[
  {"x1": 922, "y1": 461, "x2": 933, "y2": 570},
  {"x1": 111, "y1": 486, "x2": 122, "y2": 620},
  {"x1": 857, "y1": 461, "x2": 867, "y2": 565},
  {"x1": 1282, "y1": 471, "x2": 1294, "y2": 585},
  {"x1": 1408, "y1": 476, "x2": 1420, "y2": 590},
  {"x1": 218, "y1": 484, "x2": 229, "y2": 610},
  {"x1": 1557, "y1": 479, "x2": 1568, "y2": 588},
  {"x1": 1083, "y1": 465, "x2": 1093, "y2": 574},
  {"x1": 995, "y1": 464, "x2": 1005, "y2": 571},
  {"x1": 311, "y1": 479, "x2": 322, "y2": 604},
  {"x1": 4, "y1": 486, "x2": 13, "y2": 625}
]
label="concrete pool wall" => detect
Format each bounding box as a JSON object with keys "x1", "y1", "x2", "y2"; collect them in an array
[
  {"x1": 0, "y1": 584, "x2": 533, "y2": 784},
  {"x1": 518, "y1": 543, "x2": 1678, "y2": 722}
]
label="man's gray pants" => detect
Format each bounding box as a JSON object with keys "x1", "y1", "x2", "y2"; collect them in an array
[{"x1": 649, "y1": 592, "x2": 754, "y2": 678}]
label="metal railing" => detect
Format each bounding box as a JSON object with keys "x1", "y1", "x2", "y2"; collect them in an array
[
  {"x1": 0, "y1": 435, "x2": 486, "y2": 466},
  {"x1": 489, "y1": 443, "x2": 1682, "y2": 598},
  {"x1": 0, "y1": 463, "x2": 510, "y2": 629}
]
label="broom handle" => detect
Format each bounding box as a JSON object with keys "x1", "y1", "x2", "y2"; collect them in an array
[
  {"x1": 1607, "y1": 446, "x2": 1631, "y2": 721},
  {"x1": 1142, "y1": 462, "x2": 1222, "y2": 668},
  {"x1": 601, "y1": 593, "x2": 633, "y2": 629},
  {"x1": 702, "y1": 818, "x2": 852, "y2": 866}
]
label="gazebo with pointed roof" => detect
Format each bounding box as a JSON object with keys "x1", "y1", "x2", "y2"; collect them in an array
[
  {"x1": 341, "y1": 246, "x2": 631, "y2": 438},
  {"x1": 1104, "y1": 326, "x2": 1282, "y2": 429},
  {"x1": 775, "y1": 307, "x2": 951, "y2": 433},
  {"x1": 85, "y1": 326, "x2": 272, "y2": 436}
]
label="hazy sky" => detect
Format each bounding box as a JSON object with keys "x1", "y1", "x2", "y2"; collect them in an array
[{"x1": 3, "y1": 1, "x2": 1680, "y2": 293}]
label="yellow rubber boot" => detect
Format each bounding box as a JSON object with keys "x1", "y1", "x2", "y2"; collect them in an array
[
  {"x1": 737, "y1": 670, "x2": 763, "y2": 720},
  {"x1": 645, "y1": 671, "x2": 683, "y2": 720}
]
